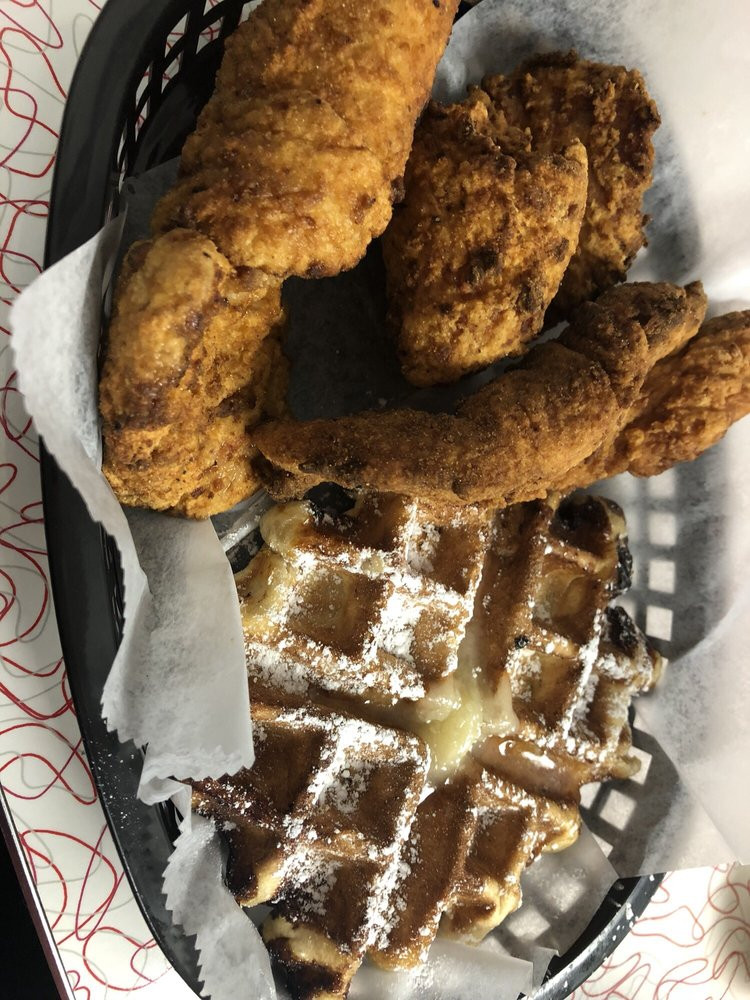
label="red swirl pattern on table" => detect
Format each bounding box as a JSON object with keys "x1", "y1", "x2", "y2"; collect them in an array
[
  {"x1": 0, "y1": 1, "x2": 188, "y2": 996},
  {"x1": 0, "y1": 2, "x2": 748, "y2": 998},
  {"x1": 570, "y1": 866, "x2": 750, "y2": 998}
]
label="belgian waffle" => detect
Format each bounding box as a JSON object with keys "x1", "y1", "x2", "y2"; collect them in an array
[
  {"x1": 195, "y1": 491, "x2": 661, "y2": 998},
  {"x1": 474, "y1": 495, "x2": 659, "y2": 782},
  {"x1": 193, "y1": 701, "x2": 428, "y2": 999},
  {"x1": 238, "y1": 494, "x2": 493, "y2": 704},
  {"x1": 372, "y1": 757, "x2": 581, "y2": 969},
  {"x1": 235, "y1": 494, "x2": 513, "y2": 778}
]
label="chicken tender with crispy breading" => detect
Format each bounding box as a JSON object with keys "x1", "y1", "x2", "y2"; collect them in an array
[
  {"x1": 382, "y1": 98, "x2": 588, "y2": 386},
  {"x1": 100, "y1": 230, "x2": 286, "y2": 517},
  {"x1": 252, "y1": 283, "x2": 706, "y2": 506},
  {"x1": 480, "y1": 51, "x2": 660, "y2": 319},
  {"x1": 102, "y1": 0, "x2": 459, "y2": 518},
  {"x1": 558, "y1": 309, "x2": 750, "y2": 487},
  {"x1": 152, "y1": 0, "x2": 459, "y2": 279}
]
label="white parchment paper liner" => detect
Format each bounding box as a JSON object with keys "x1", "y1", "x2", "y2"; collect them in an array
[
  {"x1": 10, "y1": 225, "x2": 253, "y2": 792},
  {"x1": 9, "y1": 0, "x2": 750, "y2": 995},
  {"x1": 9, "y1": 215, "x2": 275, "y2": 996}
]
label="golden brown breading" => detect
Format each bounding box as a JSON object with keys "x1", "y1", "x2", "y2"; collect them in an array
[
  {"x1": 152, "y1": 0, "x2": 459, "y2": 279},
  {"x1": 480, "y1": 51, "x2": 660, "y2": 318},
  {"x1": 100, "y1": 230, "x2": 286, "y2": 517},
  {"x1": 559, "y1": 280, "x2": 708, "y2": 402},
  {"x1": 382, "y1": 98, "x2": 588, "y2": 386},
  {"x1": 102, "y1": 0, "x2": 460, "y2": 517},
  {"x1": 558, "y1": 309, "x2": 750, "y2": 486},
  {"x1": 252, "y1": 283, "x2": 706, "y2": 505}
]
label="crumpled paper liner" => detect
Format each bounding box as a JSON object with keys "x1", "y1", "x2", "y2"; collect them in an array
[
  {"x1": 9, "y1": 0, "x2": 750, "y2": 996},
  {"x1": 10, "y1": 225, "x2": 253, "y2": 797},
  {"x1": 163, "y1": 785, "x2": 275, "y2": 999},
  {"x1": 10, "y1": 219, "x2": 268, "y2": 996}
]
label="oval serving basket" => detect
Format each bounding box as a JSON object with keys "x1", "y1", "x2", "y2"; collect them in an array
[{"x1": 41, "y1": 1, "x2": 663, "y2": 996}]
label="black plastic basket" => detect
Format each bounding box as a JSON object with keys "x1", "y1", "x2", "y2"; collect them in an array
[{"x1": 41, "y1": 1, "x2": 661, "y2": 997}]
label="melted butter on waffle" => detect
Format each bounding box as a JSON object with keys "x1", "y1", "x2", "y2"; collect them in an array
[
  {"x1": 197, "y1": 491, "x2": 661, "y2": 999},
  {"x1": 409, "y1": 634, "x2": 518, "y2": 779}
]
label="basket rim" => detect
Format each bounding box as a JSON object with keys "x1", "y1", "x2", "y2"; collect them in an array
[{"x1": 40, "y1": 2, "x2": 662, "y2": 997}]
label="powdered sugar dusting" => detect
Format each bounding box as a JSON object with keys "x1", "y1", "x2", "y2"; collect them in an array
[
  {"x1": 209, "y1": 492, "x2": 659, "y2": 985},
  {"x1": 323, "y1": 760, "x2": 375, "y2": 815},
  {"x1": 241, "y1": 497, "x2": 489, "y2": 704}
]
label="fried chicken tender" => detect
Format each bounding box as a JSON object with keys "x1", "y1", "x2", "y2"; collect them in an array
[
  {"x1": 102, "y1": 0, "x2": 459, "y2": 516},
  {"x1": 252, "y1": 282, "x2": 707, "y2": 505},
  {"x1": 558, "y1": 309, "x2": 750, "y2": 486},
  {"x1": 480, "y1": 51, "x2": 660, "y2": 319},
  {"x1": 152, "y1": 0, "x2": 459, "y2": 279},
  {"x1": 382, "y1": 99, "x2": 588, "y2": 386},
  {"x1": 100, "y1": 230, "x2": 286, "y2": 517}
]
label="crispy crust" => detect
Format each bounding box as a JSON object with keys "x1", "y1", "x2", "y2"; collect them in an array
[
  {"x1": 152, "y1": 0, "x2": 459, "y2": 278},
  {"x1": 382, "y1": 98, "x2": 588, "y2": 386},
  {"x1": 558, "y1": 309, "x2": 750, "y2": 486},
  {"x1": 481, "y1": 50, "x2": 660, "y2": 319},
  {"x1": 99, "y1": 230, "x2": 286, "y2": 516},
  {"x1": 102, "y1": 0, "x2": 460, "y2": 516},
  {"x1": 252, "y1": 283, "x2": 707, "y2": 505}
]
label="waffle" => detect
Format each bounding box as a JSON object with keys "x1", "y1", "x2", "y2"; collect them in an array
[
  {"x1": 474, "y1": 494, "x2": 659, "y2": 782},
  {"x1": 193, "y1": 701, "x2": 429, "y2": 999},
  {"x1": 196, "y1": 491, "x2": 660, "y2": 998},
  {"x1": 372, "y1": 757, "x2": 581, "y2": 968},
  {"x1": 235, "y1": 493, "x2": 517, "y2": 778}
]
